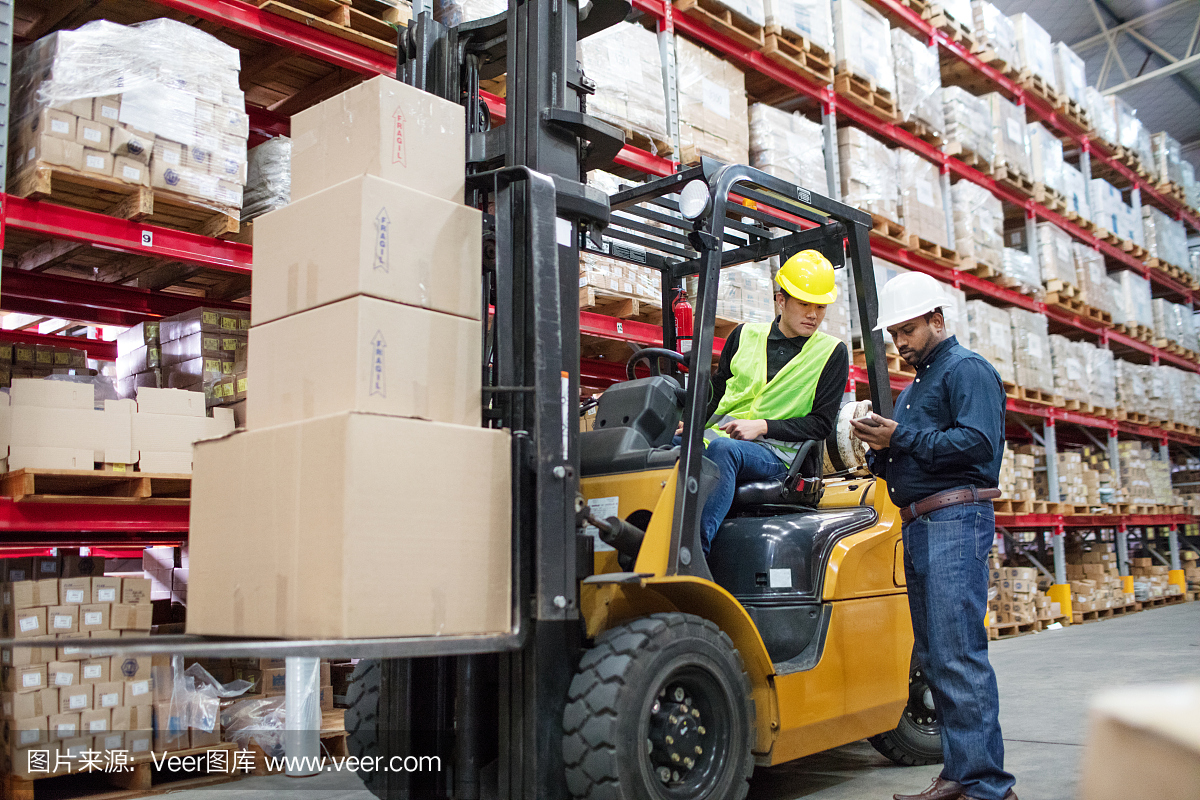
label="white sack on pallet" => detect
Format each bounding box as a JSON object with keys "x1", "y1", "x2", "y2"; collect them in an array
[{"x1": 749, "y1": 104, "x2": 828, "y2": 193}]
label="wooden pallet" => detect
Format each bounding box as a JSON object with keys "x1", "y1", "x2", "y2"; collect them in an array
[
  {"x1": 1110, "y1": 602, "x2": 1136, "y2": 616},
  {"x1": 833, "y1": 70, "x2": 898, "y2": 122},
  {"x1": 1004, "y1": 383, "x2": 1063, "y2": 408},
  {"x1": 4, "y1": 742, "x2": 242, "y2": 792},
  {"x1": 960, "y1": 260, "x2": 1039, "y2": 297},
  {"x1": 1114, "y1": 146, "x2": 1151, "y2": 179},
  {"x1": 907, "y1": 234, "x2": 959, "y2": 268},
  {"x1": 1054, "y1": 97, "x2": 1091, "y2": 132},
  {"x1": 760, "y1": 26, "x2": 834, "y2": 85},
  {"x1": 255, "y1": 0, "x2": 407, "y2": 56},
  {"x1": 621, "y1": 127, "x2": 674, "y2": 159},
  {"x1": 1043, "y1": 278, "x2": 1079, "y2": 298},
  {"x1": 1115, "y1": 408, "x2": 1151, "y2": 424},
  {"x1": 967, "y1": 47, "x2": 1019, "y2": 77},
  {"x1": 853, "y1": 348, "x2": 916, "y2": 380},
  {"x1": 869, "y1": 213, "x2": 909, "y2": 249},
  {"x1": 580, "y1": 285, "x2": 658, "y2": 322},
  {"x1": 9, "y1": 165, "x2": 239, "y2": 239},
  {"x1": 1033, "y1": 183, "x2": 1067, "y2": 213},
  {"x1": 1117, "y1": 237, "x2": 1148, "y2": 260},
  {"x1": 0, "y1": 468, "x2": 192, "y2": 505},
  {"x1": 1114, "y1": 323, "x2": 1154, "y2": 343},
  {"x1": 1145, "y1": 257, "x2": 1186, "y2": 281},
  {"x1": 988, "y1": 619, "x2": 1037, "y2": 640},
  {"x1": 1016, "y1": 69, "x2": 1061, "y2": 106},
  {"x1": 990, "y1": 163, "x2": 1035, "y2": 197},
  {"x1": 994, "y1": 498, "x2": 1032, "y2": 514},
  {"x1": 1044, "y1": 292, "x2": 1113, "y2": 326},
  {"x1": 922, "y1": 7, "x2": 974, "y2": 49},
  {"x1": 1064, "y1": 209, "x2": 1096, "y2": 232},
  {"x1": 897, "y1": 119, "x2": 944, "y2": 147},
  {"x1": 1072, "y1": 609, "x2": 1101, "y2": 623},
  {"x1": 942, "y1": 140, "x2": 991, "y2": 171},
  {"x1": 674, "y1": 0, "x2": 764, "y2": 49}
]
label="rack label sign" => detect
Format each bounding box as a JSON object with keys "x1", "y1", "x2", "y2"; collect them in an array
[
  {"x1": 141, "y1": 230, "x2": 153, "y2": 247},
  {"x1": 370, "y1": 332, "x2": 387, "y2": 398}
]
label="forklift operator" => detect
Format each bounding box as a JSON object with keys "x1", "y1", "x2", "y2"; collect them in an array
[{"x1": 678, "y1": 250, "x2": 849, "y2": 555}]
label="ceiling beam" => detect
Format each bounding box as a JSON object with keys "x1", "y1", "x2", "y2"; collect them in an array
[
  {"x1": 1102, "y1": 52, "x2": 1200, "y2": 94},
  {"x1": 1086, "y1": 0, "x2": 1200, "y2": 106},
  {"x1": 1072, "y1": 0, "x2": 1198, "y2": 51}
]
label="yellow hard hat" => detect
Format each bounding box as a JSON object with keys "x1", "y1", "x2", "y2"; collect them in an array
[{"x1": 775, "y1": 250, "x2": 837, "y2": 304}]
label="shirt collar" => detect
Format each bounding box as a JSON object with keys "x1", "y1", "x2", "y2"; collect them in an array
[
  {"x1": 769, "y1": 318, "x2": 811, "y2": 343},
  {"x1": 916, "y1": 335, "x2": 957, "y2": 370}
]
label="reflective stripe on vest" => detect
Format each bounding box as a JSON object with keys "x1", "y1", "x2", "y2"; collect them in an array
[{"x1": 706, "y1": 324, "x2": 840, "y2": 463}]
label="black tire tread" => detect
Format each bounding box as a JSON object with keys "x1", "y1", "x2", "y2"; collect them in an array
[
  {"x1": 562, "y1": 612, "x2": 756, "y2": 800},
  {"x1": 345, "y1": 659, "x2": 385, "y2": 797},
  {"x1": 867, "y1": 717, "x2": 942, "y2": 767}
]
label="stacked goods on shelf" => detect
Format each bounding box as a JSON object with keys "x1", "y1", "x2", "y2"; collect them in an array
[
  {"x1": 998, "y1": 443, "x2": 1039, "y2": 504},
  {"x1": 10, "y1": 20, "x2": 248, "y2": 214},
  {"x1": 225, "y1": 657, "x2": 334, "y2": 709},
  {"x1": 1065, "y1": 543, "x2": 1130, "y2": 612},
  {"x1": 966, "y1": 301, "x2": 1015, "y2": 383},
  {"x1": 970, "y1": 1, "x2": 1021, "y2": 68},
  {"x1": 1184, "y1": 551, "x2": 1200, "y2": 587},
  {"x1": 1060, "y1": 162, "x2": 1091, "y2": 221},
  {"x1": 890, "y1": 30, "x2": 944, "y2": 136},
  {"x1": 676, "y1": 37, "x2": 750, "y2": 164},
  {"x1": 896, "y1": 151, "x2": 950, "y2": 249},
  {"x1": 160, "y1": 308, "x2": 249, "y2": 409},
  {"x1": 1037, "y1": 223, "x2": 1076, "y2": 293},
  {"x1": 1087, "y1": 86, "x2": 1118, "y2": 147},
  {"x1": 934, "y1": 0, "x2": 974, "y2": 31},
  {"x1": 1085, "y1": 346, "x2": 1117, "y2": 411},
  {"x1": 242, "y1": 136, "x2": 290, "y2": 223},
  {"x1": 1116, "y1": 441, "x2": 1173, "y2": 505},
  {"x1": 1151, "y1": 132, "x2": 1184, "y2": 187},
  {"x1": 950, "y1": 181, "x2": 1003, "y2": 269},
  {"x1": 1129, "y1": 557, "x2": 1175, "y2": 600},
  {"x1": 188, "y1": 76, "x2": 512, "y2": 640},
  {"x1": 1008, "y1": 308, "x2": 1053, "y2": 394},
  {"x1": 762, "y1": 0, "x2": 833, "y2": 52},
  {"x1": 1048, "y1": 335, "x2": 1089, "y2": 404},
  {"x1": 987, "y1": 566, "x2": 1060, "y2": 626},
  {"x1": 580, "y1": 249, "x2": 661, "y2": 304},
  {"x1": 143, "y1": 546, "x2": 189, "y2": 610},
  {"x1": 1009, "y1": 13, "x2": 1055, "y2": 89},
  {"x1": 1141, "y1": 206, "x2": 1189, "y2": 270},
  {"x1": 1052, "y1": 42, "x2": 1088, "y2": 110},
  {"x1": 1182, "y1": 161, "x2": 1199, "y2": 210},
  {"x1": 579, "y1": 22, "x2": 669, "y2": 155},
  {"x1": 116, "y1": 321, "x2": 161, "y2": 397},
  {"x1": 748, "y1": 104, "x2": 828, "y2": 192},
  {"x1": 1113, "y1": 270, "x2": 1154, "y2": 332},
  {"x1": 836, "y1": 128, "x2": 898, "y2": 222},
  {"x1": 1, "y1": 554, "x2": 157, "y2": 775},
  {"x1": 3, "y1": 342, "x2": 87, "y2": 385},
  {"x1": 1071, "y1": 244, "x2": 1112, "y2": 314},
  {"x1": 1027, "y1": 124, "x2": 1064, "y2": 196},
  {"x1": 1114, "y1": 96, "x2": 1155, "y2": 171},
  {"x1": 1000, "y1": 247, "x2": 1041, "y2": 295},
  {"x1": 1151, "y1": 298, "x2": 1198, "y2": 352},
  {"x1": 983, "y1": 92, "x2": 1031, "y2": 179},
  {"x1": 831, "y1": 0, "x2": 895, "y2": 96},
  {"x1": 1055, "y1": 451, "x2": 1102, "y2": 507},
  {"x1": 942, "y1": 87, "x2": 994, "y2": 168},
  {"x1": 715, "y1": 263, "x2": 775, "y2": 324},
  {"x1": 1080, "y1": 445, "x2": 1118, "y2": 504}
]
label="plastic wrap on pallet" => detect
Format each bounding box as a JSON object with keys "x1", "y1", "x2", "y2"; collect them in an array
[
  {"x1": 890, "y1": 29, "x2": 944, "y2": 135},
  {"x1": 1143, "y1": 363, "x2": 1170, "y2": 423},
  {"x1": 937, "y1": 0, "x2": 974, "y2": 29},
  {"x1": 580, "y1": 22, "x2": 670, "y2": 154},
  {"x1": 1114, "y1": 269, "x2": 1153, "y2": 329},
  {"x1": 1008, "y1": 307, "x2": 1052, "y2": 394},
  {"x1": 1086, "y1": 86, "x2": 1118, "y2": 146},
  {"x1": 941, "y1": 282, "x2": 969, "y2": 340},
  {"x1": 1090, "y1": 178, "x2": 1122, "y2": 235},
  {"x1": 676, "y1": 37, "x2": 750, "y2": 165},
  {"x1": 1115, "y1": 358, "x2": 1147, "y2": 412},
  {"x1": 853, "y1": 258, "x2": 907, "y2": 344},
  {"x1": 1027, "y1": 122, "x2": 1063, "y2": 195},
  {"x1": 1000, "y1": 247, "x2": 1041, "y2": 295},
  {"x1": 1182, "y1": 160, "x2": 1199, "y2": 211},
  {"x1": 1151, "y1": 132, "x2": 1184, "y2": 186},
  {"x1": 897, "y1": 150, "x2": 949, "y2": 249},
  {"x1": 241, "y1": 136, "x2": 290, "y2": 223},
  {"x1": 10, "y1": 19, "x2": 247, "y2": 212},
  {"x1": 1009, "y1": 13, "x2": 1055, "y2": 88},
  {"x1": 832, "y1": 0, "x2": 895, "y2": 95},
  {"x1": 580, "y1": 249, "x2": 661, "y2": 303},
  {"x1": 951, "y1": 181, "x2": 1003, "y2": 269},
  {"x1": 970, "y1": 1, "x2": 1021, "y2": 69},
  {"x1": 966, "y1": 300, "x2": 1015, "y2": 384},
  {"x1": 1151, "y1": 298, "x2": 1182, "y2": 346},
  {"x1": 434, "y1": 0, "x2": 505, "y2": 25},
  {"x1": 1052, "y1": 42, "x2": 1087, "y2": 107},
  {"x1": 1071, "y1": 243, "x2": 1110, "y2": 314},
  {"x1": 713, "y1": 261, "x2": 775, "y2": 324},
  {"x1": 748, "y1": 104, "x2": 828, "y2": 193},
  {"x1": 1115, "y1": 96, "x2": 1154, "y2": 167},
  {"x1": 1060, "y1": 162, "x2": 1091, "y2": 222},
  {"x1": 837, "y1": 127, "x2": 898, "y2": 222},
  {"x1": 763, "y1": 0, "x2": 834, "y2": 53},
  {"x1": 1036, "y1": 222, "x2": 1075, "y2": 289},
  {"x1": 1085, "y1": 344, "x2": 1116, "y2": 410},
  {"x1": 723, "y1": 0, "x2": 768, "y2": 27},
  {"x1": 942, "y1": 86, "x2": 994, "y2": 168},
  {"x1": 983, "y1": 92, "x2": 1030, "y2": 176},
  {"x1": 1049, "y1": 334, "x2": 1088, "y2": 403},
  {"x1": 1141, "y1": 205, "x2": 1188, "y2": 269},
  {"x1": 1106, "y1": 276, "x2": 1126, "y2": 326},
  {"x1": 1119, "y1": 199, "x2": 1144, "y2": 247}
]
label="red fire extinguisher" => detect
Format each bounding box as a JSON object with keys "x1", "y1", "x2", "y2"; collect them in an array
[{"x1": 672, "y1": 288, "x2": 693, "y2": 353}]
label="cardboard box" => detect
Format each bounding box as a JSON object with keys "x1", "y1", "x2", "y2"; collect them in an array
[
  {"x1": 251, "y1": 175, "x2": 480, "y2": 325},
  {"x1": 127, "y1": 729, "x2": 153, "y2": 755},
  {"x1": 31, "y1": 108, "x2": 76, "y2": 142},
  {"x1": 2, "y1": 639, "x2": 53, "y2": 666},
  {"x1": 48, "y1": 606, "x2": 79, "y2": 635},
  {"x1": 122, "y1": 578, "x2": 153, "y2": 605},
  {"x1": 59, "y1": 577, "x2": 91, "y2": 605},
  {"x1": 93, "y1": 96, "x2": 120, "y2": 124},
  {"x1": 80, "y1": 604, "x2": 109, "y2": 633},
  {"x1": 48, "y1": 660, "x2": 79, "y2": 688},
  {"x1": 48, "y1": 712, "x2": 80, "y2": 740},
  {"x1": 187, "y1": 413, "x2": 512, "y2": 638},
  {"x1": 35, "y1": 579, "x2": 61, "y2": 606},
  {"x1": 81, "y1": 707, "x2": 111, "y2": 734},
  {"x1": 97, "y1": 731, "x2": 127, "y2": 752},
  {"x1": 5, "y1": 664, "x2": 46, "y2": 693},
  {"x1": 125, "y1": 677, "x2": 153, "y2": 706},
  {"x1": 113, "y1": 155, "x2": 150, "y2": 185},
  {"x1": 82, "y1": 149, "x2": 114, "y2": 177},
  {"x1": 9, "y1": 716, "x2": 47, "y2": 747},
  {"x1": 17, "y1": 132, "x2": 85, "y2": 172},
  {"x1": 290, "y1": 75, "x2": 465, "y2": 202},
  {"x1": 8, "y1": 581, "x2": 38, "y2": 610},
  {"x1": 114, "y1": 652, "x2": 151, "y2": 683},
  {"x1": 9, "y1": 607, "x2": 47, "y2": 640},
  {"x1": 94, "y1": 681, "x2": 124, "y2": 710},
  {"x1": 2, "y1": 557, "x2": 34, "y2": 582},
  {"x1": 76, "y1": 119, "x2": 112, "y2": 151},
  {"x1": 3, "y1": 688, "x2": 47, "y2": 717},
  {"x1": 55, "y1": 633, "x2": 90, "y2": 662},
  {"x1": 60, "y1": 683, "x2": 93, "y2": 713},
  {"x1": 110, "y1": 603, "x2": 152, "y2": 631},
  {"x1": 91, "y1": 577, "x2": 121, "y2": 605},
  {"x1": 247, "y1": 296, "x2": 482, "y2": 429},
  {"x1": 153, "y1": 703, "x2": 189, "y2": 751},
  {"x1": 80, "y1": 657, "x2": 111, "y2": 684}
]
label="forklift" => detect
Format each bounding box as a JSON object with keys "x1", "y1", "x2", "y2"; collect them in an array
[{"x1": 344, "y1": 0, "x2": 942, "y2": 798}]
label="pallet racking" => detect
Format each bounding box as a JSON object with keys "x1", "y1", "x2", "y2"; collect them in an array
[{"x1": 1, "y1": 0, "x2": 1196, "y2": 581}]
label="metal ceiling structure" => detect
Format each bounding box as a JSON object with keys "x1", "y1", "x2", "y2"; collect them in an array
[{"x1": 995, "y1": 0, "x2": 1200, "y2": 169}]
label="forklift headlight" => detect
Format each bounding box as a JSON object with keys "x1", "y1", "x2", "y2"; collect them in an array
[{"x1": 678, "y1": 180, "x2": 711, "y2": 221}]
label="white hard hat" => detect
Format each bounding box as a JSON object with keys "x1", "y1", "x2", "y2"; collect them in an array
[{"x1": 873, "y1": 272, "x2": 948, "y2": 331}]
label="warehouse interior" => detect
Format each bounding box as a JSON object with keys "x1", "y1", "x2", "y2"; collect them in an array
[{"x1": 0, "y1": 0, "x2": 1198, "y2": 798}]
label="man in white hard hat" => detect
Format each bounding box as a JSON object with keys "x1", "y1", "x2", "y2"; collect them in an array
[{"x1": 849, "y1": 272, "x2": 1015, "y2": 800}]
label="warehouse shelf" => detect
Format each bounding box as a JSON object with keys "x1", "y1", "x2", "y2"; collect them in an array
[{"x1": 0, "y1": 499, "x2": 189, "y2": 544}]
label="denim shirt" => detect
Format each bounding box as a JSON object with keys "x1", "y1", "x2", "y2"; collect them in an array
[{"x1": 866, "y1": 335, "x2": 1006, "y2": 509}]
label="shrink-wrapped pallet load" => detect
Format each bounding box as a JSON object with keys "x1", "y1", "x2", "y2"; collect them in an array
[
  {"x1": 1071, "y1": 243, "x2": 1111, "y2": 314},
  {"x1": 1151, "y1": 132, "x2": 1184, "y2": 186},
  {"x1": 831, "y1": 0, "x2": 894, "y2": 94},
  {"x1": 1114, "y1": 270, "x2": 1154, "y2": 330},
  {"x1": 897, "y1": 151, "x2": 949, "y2": 249},
  {"x1": 1009, "y1": 13, "x2": 1055, "y2": 87},
  {"x1": 1085, "y1": 345, "x2": 1116, "y2": 410},
  {"x1": 966, "y1": 300, "x2": 1015, "y2": 383},
  {"x1": 242, "y1": 136, "x2": 290, "y2": 223},
  {"x1": 951, "y1": 181, "x2": 1003, "y2": 270},
  {"x1": 676, "y1": 38, "x2": 750, "y2": 165},
  {"x1": 1037, "y1": 223, "x2": 1076, "y2": 290},
  {"x1": 1115, "y1": 96, "x2": 1154, "y2": 169},
  {"x1": 748, "y1": 104, "x2": 828, "y2": 192},
  {"x1": 1000, "y1": 247, "x2": 1041, "y2": 296},
  {"x1": 763, "y1": 0, "x2": 833, "y2": 52},
  {"x1": 1141, "y1": 206, "x2": 1188, "y2": 270},
  {"x1": 1009, "y1": 308, "x2": 1053, "y2": 394},
  {"x1": 837, "y1": 127, "x2": 898, "y2": 222},
  {"x1": 1087, "y1": 86, "x2": 1118, "y2": 145},
  {"x1": 970, "y1": 1, "x2": 1020, "y2": 68},
  {"x1": 1053, "y1": 42, "x2": 1088, "y2": 108},
  {"x1": 943, "y1": 87, "x2": 994, "y2": 168},
  {"x1": 1114, "y1": 358, "x2": 1147, "y2": 414},
  {"x1": 579, "y1": 22, "x2": 670, "y2": 156},
  {"x1": 1049, "y1": 335, "x2": 1089, "y2": 403},
  {"x1": 1027, "y1": 123, "x2": 1063, "y2": 195},
  {"x1": 983, "y1": 92, "x2": 1031, "y2": 176},
  {"x1": 1061, "y1": 162, "x2": 1091, "y2": 222},
  {"x1": 890, "y1": 29, "x2": 944, "y2": 135}
]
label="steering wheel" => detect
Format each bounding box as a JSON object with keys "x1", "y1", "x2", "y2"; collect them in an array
[{"x1": 626, "y1": 347, "x2": 689, "y2": 380}]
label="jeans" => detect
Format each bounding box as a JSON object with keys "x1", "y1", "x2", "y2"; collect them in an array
[
  {"x1": 903, "y1": 501, "x2": 1014, "y2": 800},
  {"x1": 699, "y1": 437, "x2": 787, "y2": 553}
]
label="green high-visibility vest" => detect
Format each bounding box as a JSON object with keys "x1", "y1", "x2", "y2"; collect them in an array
[{"x1": 706, "y1": 323, "x2": 840, "y2": 463}]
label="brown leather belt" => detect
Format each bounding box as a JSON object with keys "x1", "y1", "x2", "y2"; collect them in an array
[{"x1": 899, "y1": 487, "x2": 1002, "y2": 523}]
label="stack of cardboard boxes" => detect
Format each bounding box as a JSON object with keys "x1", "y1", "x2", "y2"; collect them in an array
[
  {"x1": 1, "y1": 554, "x2": 157, "y2": 775},
  {"x1": 1129, "y1": 557, "x2": 1175, "y2": 600},
  {"x1": 987, "y1": 565, "x2": 1061, "y2": 626},
  {"x1": 998, "y1": 443, "x2": 1039, "y2": 504},
  {"x1": 1066, "y1": 543, "x2": 1131, "y2": 614},
  {"x1": 0, "y1": 342, "x2": 87, "y2": 388},
  {"x1": 1182, "y1": 551, "x2": 1199, "y2": 591},
  {"x1": 676, "y1": 37, "x2": 750, "y2": 164},
  {"x1": 187, "y1": 76, "x2": 512, "y2": 640}
]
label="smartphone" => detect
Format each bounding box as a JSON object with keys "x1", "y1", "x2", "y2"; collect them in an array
[{"x1": 853, "y1": 415, "x2": 883, "y2": 428}]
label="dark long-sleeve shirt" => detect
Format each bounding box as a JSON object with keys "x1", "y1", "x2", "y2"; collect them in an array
[
  {"x1": 866, "y1": 335, "x2": 1006, "y2": 509},
  {"x1": 706, "y1": 320, "x2": 850, "y2": 443}
]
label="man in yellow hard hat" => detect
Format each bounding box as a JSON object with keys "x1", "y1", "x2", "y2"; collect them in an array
[{"x1": 683, "y1": 249, "x2": 849, "y2": 553}]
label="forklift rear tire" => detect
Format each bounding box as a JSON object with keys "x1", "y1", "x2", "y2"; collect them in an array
[
  {"x1": 868, "y1": 662, "x2": 943, "y2": 767},
  {"x1": 345, "y1": 659, "x2": 388, "y2": 798},
  {"x1": 563, "y1": 613, "x2": 755, "y2": 800}
]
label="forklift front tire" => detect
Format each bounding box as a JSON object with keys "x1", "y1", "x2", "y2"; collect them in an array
[
  {"x1": 868, "y1": 663, "x2": 943, "y2": 767},
  {"x1": 563, "y1": 613, "x2": 755, "y2": 800}
]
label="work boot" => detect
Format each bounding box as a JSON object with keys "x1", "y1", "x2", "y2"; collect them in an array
[{"x1": 893, "y1": 776, "x2": 965, "y2": 800}]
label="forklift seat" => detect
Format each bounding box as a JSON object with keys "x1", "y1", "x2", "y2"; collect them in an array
[{"x1": 728, "y1": 439, "x2": 825, "y2": 512}]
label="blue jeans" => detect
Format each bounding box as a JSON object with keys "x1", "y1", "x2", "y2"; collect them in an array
[
  {"x1": 903, "y1": 501, "x2": 1015, "y2": 800},
  {"x1": 699, "y1": 437, "x2": 787, "y2": 553}
]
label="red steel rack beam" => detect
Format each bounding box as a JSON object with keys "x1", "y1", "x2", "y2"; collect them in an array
[
  {"x1": 2, "y1": 196, "x2": 253, "y2": 273},
  {"x1": 996, "y1": 513, "x2": 1195, "y2": 528},
  {"x1": 0, "y1": 330, "x2": 116, "y2": 361},
  {"x1": 0, "y1": 499, "x2": 190, "y2": 539}
]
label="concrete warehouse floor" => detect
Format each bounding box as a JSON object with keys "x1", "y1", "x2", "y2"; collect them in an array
[{"x1": 160, "y1": 602, "x2": 1198, "y2": 800}]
